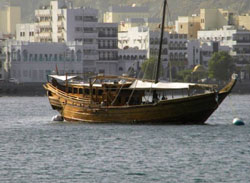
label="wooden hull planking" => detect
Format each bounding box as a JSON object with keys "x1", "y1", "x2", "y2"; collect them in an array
[{"x1": 44, "y1": 76, "x2": 236, "y2": 124}]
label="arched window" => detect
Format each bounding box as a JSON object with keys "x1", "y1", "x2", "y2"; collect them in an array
[
  {"x1": 174, "y1": 53, "x2": 178, "y2": 60},
  {"x1": 71, "y1": 50, "x2": 75, "y2": 61},
  {"x1": 11, "y1": 49, "x2": 16, "y2": 61},
  {"x1": 179, "y1": 53, "x2": 183, "y2": 60},
  {"x1": 163, "y1": 48, "x2": 168, "y2": 55},
  {"x1": 163, "y1": 38, "x2": 168, "y2": 44},
  {"x1": 17, "y1": 50, "x2": 21, "y2": 61},
  {"x1": 22, "y1": 50, "x2": 28, "y2": 61},
  {"x1": 76, "y1": 50, "x2": 81, "y2": 61},
  {"x1": 170, "y1": 53, "x2": 173, "y2": 60},
  {"x1": 66, "y1": 49, "x2": 71, "y2": 61}
]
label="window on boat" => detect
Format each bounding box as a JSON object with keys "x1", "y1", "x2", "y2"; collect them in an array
[
  {"x1": 73, "y1": 88, "x2": 77, "y2": 94},
  {"x1": 68, "y1": 87, "x2": 72, "y2": 93},
  {"x1": 79, "y1": 88, "x2": 83, "y2": 94},
  {"x1": 111, "y1": 87, "x2": 116, "y2": 92},
  {"x1": 118, "y1": 96, "x2": 121, "y2": 103},
  {"x1": 92, "y1": 89, "x2": 96, "y2": 95},
  {"x1": 84, "y1": 89, "x2": 89, "y2": 95},
  {"x1": 98, "y1": 90, "x2": 103, "y2": 95}
]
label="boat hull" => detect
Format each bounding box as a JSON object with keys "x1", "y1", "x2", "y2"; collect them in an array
[
  {"x1": 44, "y1": 75, "x2": 237, "y2": 125},
  {"x1": 60, "y1": 92, "x2": 227, "y2": 124}
]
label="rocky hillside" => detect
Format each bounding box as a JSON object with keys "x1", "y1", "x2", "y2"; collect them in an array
[{"x1": 1, "y1": 0, "x2": 250, "y2": 22}]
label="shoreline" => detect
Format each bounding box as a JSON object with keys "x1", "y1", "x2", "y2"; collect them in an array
[{"x1": 1, "y1": 81, "x2": 250, "y2": 97}]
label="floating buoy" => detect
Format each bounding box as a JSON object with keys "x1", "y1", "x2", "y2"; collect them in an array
[
  {"x1": 233, "y1": 118, "x2": 245, "y2": 126},
  {"x1": 52, "y1": 115, "x2": 64, "y2": 122}
]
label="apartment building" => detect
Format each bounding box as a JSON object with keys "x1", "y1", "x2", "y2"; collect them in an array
[
  {"x1": 33, "y1": 1, "x2": 98, "y2": 43},
  {"x1": 198, "y1": 26, "x2": 250, "y2": 66},
  {"x1": 103, "y1": 5, "x2": 149, "y2": 23},
  {"x1": 118, "y1": 48, "x2": 147, "y2": 76},
  {"x1": 118, "y1": 26, "x2": 189, "y2": 78},
  {"x1": 175, "y1": 8, "x2": 237, "y2": 40},
  {"x1": 13, "y1": 1, "x2": 120, "y2": 79},
  {"x1": 0, "y1": 5, "x2": 21, "y2": 35},
  {"x1": 119, "y1": 17, "x2": 161, "y2": 32},
  {"x1": 236, "y1": 14, "x2": 250, "y2": 30},
  {"x1": 4, "y1": 41, "x2": 99, "y2": 83},
  {"x1": 96, "y1": 23, "x2": 118, "y2": 75},
  {"x1": 175, "y1": 15, "x2": 201, "y2": 39},
  {"x1": 16, "y1": 24, "x2": 36, "y2": 42},
  {"x1": 200, "y1": 9, "x2": 235, "y2": 30},
  {"x1": 200, "y1": 41, "x2": 230, "y2": 67},
  {"x1": 0, "y1": 37, "x2": 5, "y2": 80}
]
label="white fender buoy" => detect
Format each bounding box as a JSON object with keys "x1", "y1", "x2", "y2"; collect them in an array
[
  {"x1": 233, "y1": 118, "x2": 245, "y2": 126},
  {"x1": 52, "y1": 115, "x2": 64, "y2": 122}
]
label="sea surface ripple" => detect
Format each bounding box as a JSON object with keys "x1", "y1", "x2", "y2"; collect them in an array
[{"x1": 0, "y1": 95, "x2": 250, "y2": 182}]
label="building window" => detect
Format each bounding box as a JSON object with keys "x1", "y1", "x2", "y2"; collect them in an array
[
  {"x1": 76, "y1": 50, "x2": 81, "y2": 61},
  {"x1": 22, "y1": 50, "x2": 28, "y2": 62},
  {"x1": 59, "y1": 54, "x2": 63, "y2": 61},
  {"x1": 75, "y1": 27, "x2": 82, "y2": 32},
  {"x1": 45, "y1": 54, "x2": 48, "y2": 61},
  {"x1": 29, "y1": 54, "x2": 33, "y2": 61},
  {"x1": 54, "y1": 54, "x2": 57, "y2": 61},
  {"x1": 39, "y1": 54, "x2": 43, "y2": 61},
  {"x1": 34, "y1": 54, "x2": 38, "y2": 61},
  {"x1": 75, "y1": 16, "x2": 83, "y2": 21}
]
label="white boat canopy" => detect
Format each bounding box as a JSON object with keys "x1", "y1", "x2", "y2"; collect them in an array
[
  {"x1": 49, "y1": 75, "x2": 80, "y2": 81},
  {"x1": 129, "y1": 80, "x2": 215, "y2": 90}
]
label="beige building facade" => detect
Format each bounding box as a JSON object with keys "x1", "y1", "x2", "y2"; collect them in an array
[
  {"x1": 175, "y1": 15, "x2": 200, "y2": 39},
  {"x1": 103, "y1": 6, "x2": 149, "y2": 23},
  {"x1": 237, "y1": 14, "x2": 250, "y2": 30},
  {"x1": 0, "y1": 6, "x2": 21, "y2": 35},
  {"x1": 200, "y1": 9, "x2": 234, "y2": 30}
]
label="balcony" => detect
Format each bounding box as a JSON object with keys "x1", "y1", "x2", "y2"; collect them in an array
[
  {"x1": 58, "y1": 21, "x2": 65, "y2": 28},
  {"x1": 98, "y1": 46, "x2": 118, "y2": 49},
  {"x1": 98, "y1": 33, "x2": 117, "y2": 38},
  {"x1": 83, "y1": 55, "x2": 98, "y2": 60},
  {"x1": 38, "y1": 21, "x2": 52, "y2": 28},
  {"x1": 39, "y1": 32, "x2": 52, "y2": 38},
  {"x1": 35, "y1": 9, "x2": 51, "y2": 17},
  {"x1": 57, "y1": 32, "x2": 64, "y2": 38}
]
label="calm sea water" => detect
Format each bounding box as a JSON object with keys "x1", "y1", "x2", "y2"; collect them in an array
[{"x1": 0, "y1": 95, "x2": 250, "y2": 183}]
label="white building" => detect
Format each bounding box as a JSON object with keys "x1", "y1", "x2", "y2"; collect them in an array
[
  {"x1": 16, "y1": 24, "x2": 36, "y2": 42},
  {"x1": 200, "y1": 41, "x2": 231, "y2": 67},
  {"x1": 16, "y1": 1, "x2": 99, "y2": 43},
  {"x1": 198, "y1": 26, "x2": 250, "y2": 66},
  {"x1": 5, "y1": 25, "x2": 119, "y2": 83},
  {"x1": 5, "y1": 41, "x2": 86, "y2": 83},
  {"x1": 0, "y1": 38, "x2": 6, "y2": 80},
  {"x1": 12, "y1": 1, "x2": 119, "y2": 81},
  {"x1": 118, "y1": 48, "x2": 147, "y2": 76},
  {"x1": 118, "y1": 26, "x2": 189, "y2": 78},
  {"x1": 0, "y1": 5, "x2": 21, "y2": 35},
  {"x1": 96, "y1": 23, "x2": 118, "y2": 75},
  {"x1": 187, "y1": 40, "x2": 201, "y2": 68}
]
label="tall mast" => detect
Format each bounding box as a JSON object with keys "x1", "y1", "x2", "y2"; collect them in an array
[{"x1": 155, "y1": 0, "x2": 167, "y2": 83}]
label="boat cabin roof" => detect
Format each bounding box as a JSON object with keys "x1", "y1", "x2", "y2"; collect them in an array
[
  {"x1": 49, "y1": 75, "x2": 217, "y2": 90},
  {"x1": 129, "y1": 80, "x2": 217, "y2": 90}
]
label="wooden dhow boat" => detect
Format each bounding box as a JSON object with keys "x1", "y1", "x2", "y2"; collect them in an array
[
  {"x1": 44, "y1": 0, "x2": 237, "y2": 124},
  {"x1": 44, "y1": 73, "x2": 237, "y2": 124}
]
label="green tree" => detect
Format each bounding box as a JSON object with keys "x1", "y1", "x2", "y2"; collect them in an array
[
  {"x1": 208, "y1": 51, "x2": 235, "y2": 81},
  {"x1": 141, "y1": 57, "x2": 163, "y2": 80},
  {"x1": 176, "y1": 69, "x2": 192, "y2": 82}
]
